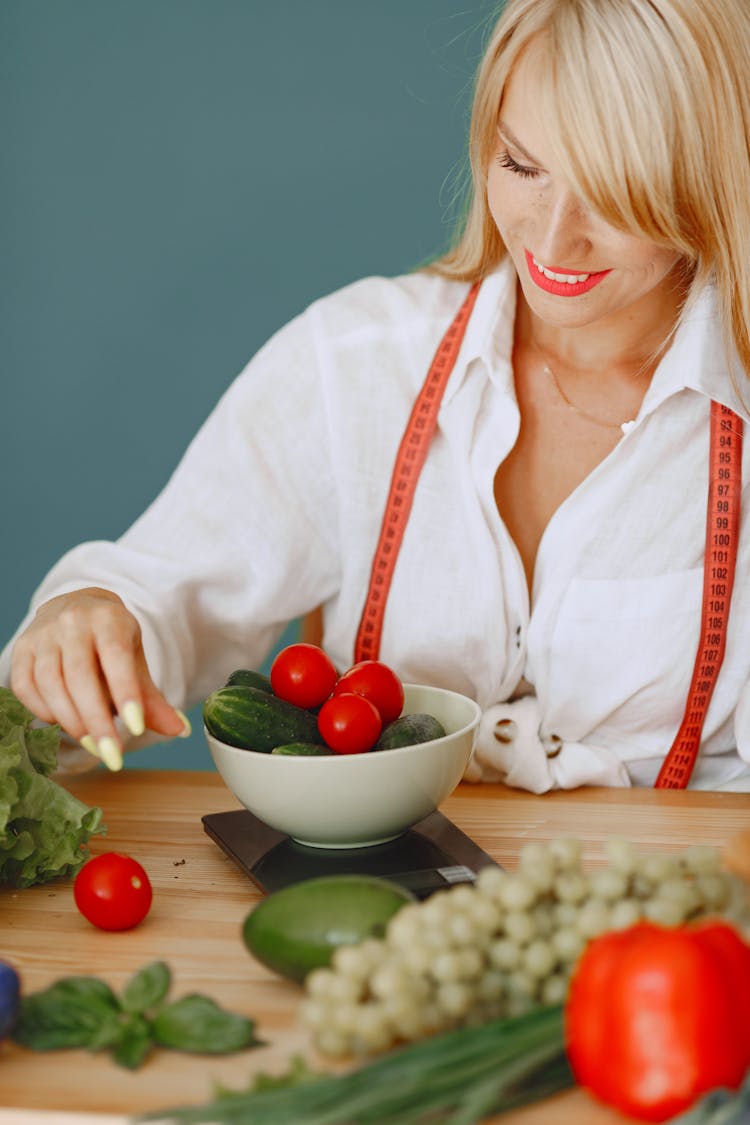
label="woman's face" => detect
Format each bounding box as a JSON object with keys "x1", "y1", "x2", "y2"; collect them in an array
[{"x1": 487, "y1": 45, "x2": 683, "y2": 334}]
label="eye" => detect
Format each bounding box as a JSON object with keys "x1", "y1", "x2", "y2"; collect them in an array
[{"x1": 497, "y1": 148, "x2": 540, "y2": 180}]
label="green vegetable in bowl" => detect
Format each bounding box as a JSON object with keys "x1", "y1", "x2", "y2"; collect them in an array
[
  {"x1": 270, "y1": 742, "x2": 331, "y2": 756},
  {"x1": 203, "y1": 684, "x2": 324, "y2": 752},
  {"x1": 225, "y1": 668, "x2": 274, "y2": 693},
  {"x1": 0, "y1": 687, "x2": 105, "y2": 887},
  {"x1": 375, "y1": 712, "x2": 447, "y2": 750}
]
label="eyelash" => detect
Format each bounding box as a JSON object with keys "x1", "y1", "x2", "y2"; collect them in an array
[{"x1": 497, "y1": 149, "x2": 540, "y2": 180}]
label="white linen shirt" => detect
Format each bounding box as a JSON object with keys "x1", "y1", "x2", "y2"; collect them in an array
[{"x1": 3, "y1": 260, "x2": 750, "y2": 790}]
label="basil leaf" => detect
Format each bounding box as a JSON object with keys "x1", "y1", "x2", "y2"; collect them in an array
[
  {"x1": 112, "y1": 1014, "x2": 154, "y2": 1070},
  {"x1": 13, "y1": 977, "x2": 120, "y2": 1050},
  {"x1": 87, "y1": 1011, "x2": 130, "y2": 1052},
  {"x1": 121, "y1": 961, "x2": 171, "y2": 1015},
  {"x1": 151, "y1": 994, "x2": 260, "y2": 1054}
]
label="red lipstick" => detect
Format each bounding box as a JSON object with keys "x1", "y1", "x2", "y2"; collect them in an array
[{"x1": 525, "y1": 249, "x2": 611, "y2": 297}]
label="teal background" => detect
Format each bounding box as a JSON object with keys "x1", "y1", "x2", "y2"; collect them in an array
[{"x1": 1, "y1": 0, "x2": 496, "y2": 769}]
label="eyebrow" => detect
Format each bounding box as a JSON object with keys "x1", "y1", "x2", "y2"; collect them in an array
[{"x1": 497, "y1": 121, "x2": 543, "y2": 167}]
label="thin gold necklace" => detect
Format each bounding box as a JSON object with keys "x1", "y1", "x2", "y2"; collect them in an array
[{"x1": 541, "y1": 360, "x2": 637, "y2": 436}]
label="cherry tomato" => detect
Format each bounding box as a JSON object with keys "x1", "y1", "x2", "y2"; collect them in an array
[
  {"x1": 270, "y1": 643, "x2": 338, "y2": 710},
  {"x1": 73, "y1": 852, "x2": 153, "y2": 932},
  {"x1": 317, "y1": 693, "x2": 382, "y2": 754},
  {"x1": 333, "y1": 660, "x2": 404, "y2": 725}
]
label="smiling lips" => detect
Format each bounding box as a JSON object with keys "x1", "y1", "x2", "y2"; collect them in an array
[{"x1": 525, "y1": 249, "x2": 611, "y2": 297}]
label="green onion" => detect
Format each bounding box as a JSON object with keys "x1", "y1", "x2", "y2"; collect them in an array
[{"x1": 138, "y1": 1003, "x2": 572, "y2": 1125}]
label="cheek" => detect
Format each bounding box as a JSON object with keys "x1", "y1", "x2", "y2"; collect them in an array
[
  {"x1": 603, "y1": 230, "x2": 681, "y2": 283},
  {"x1": 647, "y1": 249, "x2": 683, "y2": 283},
  {"x1": 622, "y1": 252, "x2": 682, "y2": 295}
]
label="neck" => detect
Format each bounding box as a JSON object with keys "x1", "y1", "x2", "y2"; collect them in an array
[{"x1": 517, "y1": 264, "x2": 691, "y2": 380}]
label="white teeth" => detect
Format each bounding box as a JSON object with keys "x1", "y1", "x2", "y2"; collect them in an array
[{"x1": 532, "y1": 255, "x2": 590, "y2": 284}]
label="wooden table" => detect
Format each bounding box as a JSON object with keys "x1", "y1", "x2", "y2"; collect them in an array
[{"x1": 1, "y1": 770, "x2": 748, "y2": 1124}]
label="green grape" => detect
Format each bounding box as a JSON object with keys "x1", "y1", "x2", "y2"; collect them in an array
[{"x1": 302, "y1": 834, "x2": 750, "y2": 1059}]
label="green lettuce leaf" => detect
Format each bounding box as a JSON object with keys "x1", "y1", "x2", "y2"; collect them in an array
[{"x1": 0, "y1": 687, "x2": 105, "y2": 888}]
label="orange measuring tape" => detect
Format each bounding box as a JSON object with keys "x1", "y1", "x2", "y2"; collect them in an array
[
  {"x1": 655, "y1": 401, "x2": 743, "y2": 787},
  {"x1": 354, "y1": 281, "x2": 481, "y2": 664},
  {"x1": 354, "y1": 283, "x2": 744, "y2": 789}
]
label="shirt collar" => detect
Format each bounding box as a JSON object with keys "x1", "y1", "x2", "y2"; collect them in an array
[
  {"x1": 443, "y1": 265, "x2": 750, "y2": 422},
  {"x1": 441, "y1": 257, "x2": 518, "y2": 407},
  {"x1": 643, "y1": 281, "x2": 750, "y2": 422}
]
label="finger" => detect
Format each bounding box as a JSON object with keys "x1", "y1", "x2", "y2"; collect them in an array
[
  {"x1": 12, "y1": 593, "x2": 128, "y2": 768},
  {"x1": 93, "y1": 625, "x2": 149, "y2": 738},
  {"x1": 58, "y1": 638, "x2": 124, "y2": 770},
  {"x1": 136, "y1": 650, "x2": 192, "y2": 738},
  {"x1": 30, "y1": 647, "x2": 88, "y2": 742},
  {"x1": 10, "y1": 646, "x2": 58, "y2": 725},
  {"x1": 13, "y1": 647, "x2": 104, "y2": 764},
  {"x1": 95, "y1": 628, "x2": 188, "y2": 740},
  {"x1": 79, "y1": 735, "x2": 103, "y2": 761}
]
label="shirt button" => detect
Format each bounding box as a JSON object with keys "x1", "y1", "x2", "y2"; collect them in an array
[
  {"x1": 515, "y1": 625, "x2": 522, "y2": 649},
  {"x1": 544, "y1": 734, "x2": 563, "y2": 759}
]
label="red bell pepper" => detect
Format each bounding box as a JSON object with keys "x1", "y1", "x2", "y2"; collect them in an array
[{"x1": 564, "y1": 919, "x2": 750, "y2": 1122}]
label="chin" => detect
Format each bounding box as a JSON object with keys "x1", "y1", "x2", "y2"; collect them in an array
[{"x1": 517, "y1": 278, "x2": 606, "y2": 328}]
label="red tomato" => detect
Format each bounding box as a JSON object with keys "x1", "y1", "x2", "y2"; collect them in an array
[
  {"x1": 270, "y1": 643, "x2": 338, "y2": 709},
  {"x1": 317, "y1": 693, "x2": 382, "y2": 754},
  {"x1": 73, "y1": 852, "x2": 153, "y2": 932},
  {"x1": 333, "y1": 660, "x2": 404, "y2": 725}
]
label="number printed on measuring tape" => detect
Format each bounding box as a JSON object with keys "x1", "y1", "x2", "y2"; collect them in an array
[
  {"x1": 355, "y1": 283, "x2": 481, "y2": 663},
  {"x1": 656, "y1": 402, "x2": 743, "y2": 788}
]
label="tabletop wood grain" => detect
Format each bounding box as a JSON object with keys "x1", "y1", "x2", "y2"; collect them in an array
[{"x1": 1, "y1": 769, "x2": 748, "y2": 1124}]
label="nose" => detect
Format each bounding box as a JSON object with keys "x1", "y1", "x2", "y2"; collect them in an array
[{"x1": 532, "y1": 184, "x2": 591, "y2": 267}]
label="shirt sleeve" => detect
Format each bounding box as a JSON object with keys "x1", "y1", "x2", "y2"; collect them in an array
[
  {"x1": 0, "y1": 307, "x2": 341, "y2": 712},
  {"x1": 465, "y1": 696, "x2": 632, "y2": 791}
]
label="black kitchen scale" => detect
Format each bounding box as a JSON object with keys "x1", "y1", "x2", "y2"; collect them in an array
[{"x1": 202, "y1": 808, "x2": 500, "y2": 899}]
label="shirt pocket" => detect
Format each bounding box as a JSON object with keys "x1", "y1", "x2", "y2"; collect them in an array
[{"x1": 546, "y1": 567, "x2": 704, "y2": 737}]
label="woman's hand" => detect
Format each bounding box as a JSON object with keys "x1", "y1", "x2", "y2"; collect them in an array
[{"x1": 10, "y1": 588, "x2": 189, "y2": 770}]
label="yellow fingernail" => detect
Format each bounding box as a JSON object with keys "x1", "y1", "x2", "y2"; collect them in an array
[
  {"x1": 176, "y1": 710, "x2": 192, "y2": 738},
  {"x1": 97, "y1": 737, "x2": 123, "y2": 771},
  {"x1": 120, "y1": 700, "x2": 145, "y2": 737},
  {"x1": 80, "y1": 735, "x2": 100, "y2": 758}
]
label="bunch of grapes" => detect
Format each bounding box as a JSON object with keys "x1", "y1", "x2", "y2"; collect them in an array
[{"x1": 300, "y1": 836, "x2": 750, "y2": 1058}]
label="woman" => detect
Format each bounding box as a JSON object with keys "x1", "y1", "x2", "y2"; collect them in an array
[{"x1": 3, "y1": 0, "x2": 750, "y2": 790}]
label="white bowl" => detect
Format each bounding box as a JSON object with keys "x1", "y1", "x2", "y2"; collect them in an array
[{"x1": 205, "y1": 683, "x2": 481, "y2": 848}]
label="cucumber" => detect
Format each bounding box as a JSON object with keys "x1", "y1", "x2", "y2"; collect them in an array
[
  {"x1": 203, "y1": 685, "x2": 324, "y2": 753},
  {"x1": 242, "y1": 875, "x2": 414, "y2": 984},
  {"x1": 375, "y1": 712, "x2": 447, "y2": 750},
  {"x1": 271, "y1": 742, "x2": 331, "y2": 757},
  {"x1": 225, "y1": 668, "x2": 274, "y2": 693}
]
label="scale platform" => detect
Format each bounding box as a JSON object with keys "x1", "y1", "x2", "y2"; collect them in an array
[{"x1": 202, "y1": 808, "x2": 500, "y2": 899}]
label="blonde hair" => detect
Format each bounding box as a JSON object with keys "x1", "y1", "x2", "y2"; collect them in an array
[{"x1": 433, "y1": 0, "x2": 750, "y2": 380}]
